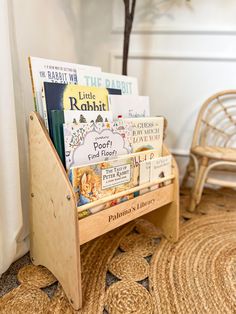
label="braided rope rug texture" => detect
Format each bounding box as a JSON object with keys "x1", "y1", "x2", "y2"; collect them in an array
[
  {"x1": 0, "y1": 284, "x2": 50, "y2": 314},
  {"x1": 78, "y1": 222, "x2": 136, "y2": 313},
  {"x1": 1, "y1": 188, "x2": 236, "y2": 314},
  {"x1": 17, "y1": 264, "x2": 57, "y2": 288},
  {"x1": 108, "y1": 252, "x2": 149, "y2": 281},
  {"x1": 105, "y1": 280, "x2": 154, "y2": 314},
  {"x1": 149, "y1": 213, "x2": 236, "y2": 314}
]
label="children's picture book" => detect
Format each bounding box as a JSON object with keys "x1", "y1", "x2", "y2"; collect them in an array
[
  {"x1": 43, "y1": 82, "x2": 111, "y2": 134},
  {"x1": 140, "y1": 155, "x2": 172, "y2": 193},
  {"x1": 139, "y1": 160, "x2": 152, "y2": 196},
  {"x1": 108, "y1": 95, "x2": 150, "y2": 119},
  {"x1": 69, "y1": 149, "x2": 161, "y2": 211},
  {"x1": 63, "y1": 120, "x2": 133, "y2": 169},
  {"x1": 51, "y1": 110, "x2": 66, "y2": 166},
  {"x1": 50, "y1": 109, "x2": 113, "y2": 166},
  {"x1": 127, "y1": 117, "x2": 164, "y2": 153},
  {"x1": 140, "y1": 161, "x2": 152, "y2": 185},
  {"x1": 70, "y1": 157, "x2": 134, "y2": 208},
  {"x1": 28, "y1": 56, "x2": 101, "y2": 119},
  {"x1": 150, "y1": 155, "x2": 172, "y2": 182},
  {"x1": 79, "y1": 71, "x2": 139, "y2": 95},
  {"x1": 118, "y1": 148, "x2": 161, "y2": 186},
  {"x1": 63, "y1": 109, "x2": 113, "y2": 124},
  {"x1": 77, "y1": 193, "x2": 135, "y2": 219}
]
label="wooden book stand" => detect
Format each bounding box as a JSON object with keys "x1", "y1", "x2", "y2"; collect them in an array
[{"x1": 29, "y1": 112, "x2": 179, "y2": 310}]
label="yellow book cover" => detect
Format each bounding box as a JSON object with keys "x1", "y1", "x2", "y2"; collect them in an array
[
  {"x1": 62, "y1": 84, "x2": 109, "y2": 111},
  {"x1": 42, "y1": 82, "x2": 110, "y2": 134}
]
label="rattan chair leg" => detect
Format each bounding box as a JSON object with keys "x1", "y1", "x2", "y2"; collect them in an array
[
  {"x1": 181, "y1": 158, "x2": 193, "y2": 188},
  {"x1": 189, "y1": 157, "x2": 208, "y2": 212},
  {"x1": 181, "y1": 164, "x2": 190, "y2": 188}
]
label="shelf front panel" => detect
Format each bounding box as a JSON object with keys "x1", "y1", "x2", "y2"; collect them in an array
[{"x1": 78, "y1": 183, "x2": 174, "y2": 245}]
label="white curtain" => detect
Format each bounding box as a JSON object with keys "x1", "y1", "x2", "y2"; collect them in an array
[{"x1": 0, "y1": 0, "x2": 28, "y2": 276}]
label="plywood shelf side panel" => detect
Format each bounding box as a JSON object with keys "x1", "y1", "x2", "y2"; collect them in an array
[{"x1": 29, "y1": 112, "x2": 82, "y2": 310}]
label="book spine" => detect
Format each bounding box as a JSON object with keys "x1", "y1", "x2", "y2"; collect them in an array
[
  {"x1": 41, "y1": 85, "x2": 49, "y2": 131},
  {"x1": 51, "y1": 110, "x2": 65, "y2": 166}
]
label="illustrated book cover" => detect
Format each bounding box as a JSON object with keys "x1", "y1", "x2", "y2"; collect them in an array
[
  {"x1": 42, "y1": 82, "x2": 111, "y2": 135},
  {"x1": 28, "y1": 56, "x2": 101, "y2": 118},
  {"x1": 150, "y1": 155, "x2": 172, "y2": 182},
  {"x1": 140, "y1": 155, "x2": 172, "y2": 193},
  {"x1": 50, "y1": 109, "x2": 113, "y2": 166},
  {"x1": 127, "y1": 117, "x2": 164, "y2": 153},
  {"x1": 69, "y1": 149, "x2": 161, "y2": 215},
  {"x1": 63, "y1": 120, "x2": 133, "y2": 169},
  {"x1": 108, "y1": 95, "x2": 150, "y2": 119}
]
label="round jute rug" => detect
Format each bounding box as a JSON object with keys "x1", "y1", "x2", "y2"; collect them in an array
[
  {"x1": 149, "y1": 213, "x2": 236, "y2": 313},
  {"x1": 1, "y1": 206, "x2": 236, "y2": 313}
]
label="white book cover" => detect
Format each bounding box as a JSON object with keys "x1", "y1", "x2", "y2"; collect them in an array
[
  {"x1": 150, "y1": 155, "x2": 172, "y2": 182},
  {"x1": 140, "y1": 161, "x2": 152, "y2": 185},
  {"x1": 63, "y1": 110, "x2": 113, "y2": 124},
  {"x1": 126, "y1": 117, "x2": 164, "y2": 153},
  {"x1": 78, "y1": 71, "x2": 139, "y2": 95},
  {"x1": 139, "y1": 160, "x2": 152, "y2": 195},
  {"x1": 140, "y1": 155, "x2": 172, "y2": 194},
  {"x1": 63, "y1": 120, "x2": 133, "y2": 169},
  {"x1": 108, "y1": 95, "x2": 150, "y2": 119},
  {"x1": 29, "y1": 56, "x2": 101, "y2": 118}
]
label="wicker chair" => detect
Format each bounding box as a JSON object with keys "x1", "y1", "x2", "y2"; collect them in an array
[{"x1": 182, "y1": 90, "x2": 236, "y2": 212}]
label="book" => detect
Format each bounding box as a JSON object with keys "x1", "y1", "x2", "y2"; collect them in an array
[
  {"x1": 50, "y1": 109, "x2": 113, "y2": 166},
  {"x1": 63, "y1": 120, "x2": 133, "y2": 169},
  {"x1": 150, "y1": 155, "x2": 172, "y2": 184},
  {"x1": 140, "y1": 155, "x2": 172, "y2": 192},
  {"x1": 108, "y1": 95, "x2": 150, "y2": 119},
  {"x1": 69, "y1": 149, "x2": 161, "y2": 210},
  {"x1": 51, "y1": 110, "x2": 66, "y2": 166},
  {"x1": 77, "y1": 193, "x2": 135, "y2": 219},
  {"x1": 139, "y1": 160, "x2": 152, "y2": 196},
  {"x1": 58, "y1": 109, "x2": 112, "y2": 124},
  {"x1": 43, "y1": 82, "x2": 112, "y2": 135},
  {"x1": 79, "y1": 71, "x2": 139, "y2": 95},
  {"x1": 28, "y1": 56, "x2": 101, "y2": 118},
  {"x1": 139, "y1": 161, "x2": 152, "y2": 185},
  {"x1": 127, "y1": 117, "x2": 164, "y2": 153}
]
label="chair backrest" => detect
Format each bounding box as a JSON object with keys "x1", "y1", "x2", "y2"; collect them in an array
[{"x1": 192, "y1": 90, "x2": 236, "y2": 149}]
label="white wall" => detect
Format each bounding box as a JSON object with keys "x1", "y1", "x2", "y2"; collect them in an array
[
  {"x1": 7, "y1": 0, "x2": 236, "y2": 249},
  {"x1": 80, "y1": 0, "x2": 236, "y2": 181},
  {"x1": 8, "y1": 0, "x2": 83, "y2": 250},
  {"x1": 3, "y1": 0, "x2": 235, "y2": 266}
]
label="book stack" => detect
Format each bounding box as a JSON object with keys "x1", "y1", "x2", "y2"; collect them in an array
[{"x1": 29, "y1": 57, "x2": 172, "y2": 219}]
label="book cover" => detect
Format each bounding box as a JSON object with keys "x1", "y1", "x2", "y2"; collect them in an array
[
  {"x1": 43, "y1": 82, "x2": 110, "y2": 135},
  {"x1": 50, "y1": 109, "x2": 113, "y2": 165},
  {"x1": 108, "y1": 95, "x2": 150, "y2": 119},
  {"x1": 63, "y1": 120, "x2": 133, "y2": 169},
  {"x1": 139, "y1": 161, "x2": 152, "y2": 185},
  {"x1": 51, "y1": 110, "x2": 66, "y2": 166},
  {"x1": 128, "y1": 117, "x2": 164, "y2": 153},
  {"x1": 139, "y1": 160, "x2": 152, "y2": 196},
  {"x1": 79, "y1": 71, "x2": 139, "y2": 95},
  {"x1": 69, "y1": 149, "x2": 160, "y2": 209},
  {"x1": 140, "y1": 155, "x2": 172, "y2": 193},
  {"x1": 150, "y1": 155, "x2": 172, "y2": 182},
  {"x1": 28, "y1": 56, "x2": 101, "y2": 118},
  {"x1": 63, "y1": 109, "x2": 112, "y2": 124}
]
